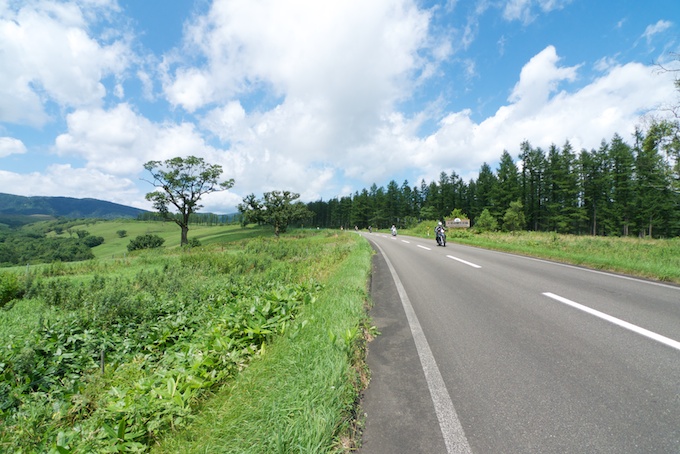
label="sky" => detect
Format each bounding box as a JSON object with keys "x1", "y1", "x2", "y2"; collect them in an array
[{"x1": 1, "y1": 0, "x2": 679, "y2": 214}]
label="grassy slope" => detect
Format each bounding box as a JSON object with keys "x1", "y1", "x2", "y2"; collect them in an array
[{"x1": 64, "y1": 221, "x2": 270, "y2": 258}]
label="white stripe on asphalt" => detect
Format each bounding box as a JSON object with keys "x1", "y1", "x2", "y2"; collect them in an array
[
  {"x1": 446, "y1": 255, "x2": 482, "y2": 269},
  {"x1": 373, "y1": 241, "x2": 472, "y2": 454},
  {"x1": 418, "y1": 245, "x2": 431, "y2": 250},
  {"x1": 543, "y1": 292, "x2": 680, "y2": 352}
]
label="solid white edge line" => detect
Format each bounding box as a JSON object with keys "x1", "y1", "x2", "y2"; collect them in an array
[
  {"x1": 543, "y1": 292, "x2": 680, "y2": 352},
  {"x1": 446, "y1": 255, "x2": 482, "y2": 269},
  {"x1": 373, "y1": 241, "x2": 472, "y2": 454}
]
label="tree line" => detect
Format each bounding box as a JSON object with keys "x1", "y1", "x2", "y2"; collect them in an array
[{"x1": 306, "y1": 121, "x2": 680, "y2": 238}]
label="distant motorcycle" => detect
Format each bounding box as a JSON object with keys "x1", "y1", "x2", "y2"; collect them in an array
[{"x1": 436, "y1": 229, "x2": 446, "y2": 247}]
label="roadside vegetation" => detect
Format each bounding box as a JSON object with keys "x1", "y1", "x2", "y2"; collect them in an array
[{"x1": 0, "y1": 224, "x2": 373, "y2": 453}]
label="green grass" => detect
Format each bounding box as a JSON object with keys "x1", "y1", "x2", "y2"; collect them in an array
[
  {"x1": 54, "y1": 220, "x2": 269, "y2": 258},
  {"x1": 0, "y1": 229, "x2": 373, "y2": 453},
  {"x1": 154, "y1": 234, "x2": 373, "y2": 453},
  {"x1": 398, "y1": 222, "x2": 680, "y2": 284}
]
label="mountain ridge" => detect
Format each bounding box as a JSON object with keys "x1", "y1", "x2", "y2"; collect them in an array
[{"x1": 0, "y1": 193, "x2": 146, "y2": 220}]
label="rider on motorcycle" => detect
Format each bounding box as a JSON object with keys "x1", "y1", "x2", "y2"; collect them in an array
[{"x1": 435, "y1": 221, "x2": 446, "y2": 246}]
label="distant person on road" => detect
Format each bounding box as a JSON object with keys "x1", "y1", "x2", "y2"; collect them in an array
[{"x1": 391, "y1": 225, "x2": 397, "y2": 236}]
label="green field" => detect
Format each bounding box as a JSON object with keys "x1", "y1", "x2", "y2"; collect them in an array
[
  {"x1": 0, "y1": 225, "x2": 372, "y2": 453},
  {"x1": 55, "y1": 220, "x2": 269, "y2": 258}
]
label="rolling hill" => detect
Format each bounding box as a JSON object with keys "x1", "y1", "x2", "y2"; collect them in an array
[{"x1": 0, "y1": 193, "x2": 146, "y2": 222}]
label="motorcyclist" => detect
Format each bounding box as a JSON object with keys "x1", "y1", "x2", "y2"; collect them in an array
[
  {"x1": 435, "y1": 221, "x2": 446, "y2": 245},
  {"x1": 391, "y1": 225, "x2": 397, "y2": 236}
]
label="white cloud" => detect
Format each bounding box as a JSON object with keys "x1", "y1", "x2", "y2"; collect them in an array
[
  {"x1": 502, "y1": 0, "x2": 572, "y2": 24},
  {"x1": 0, "y1": 0, "x2": 131, "y2": 126},
  {"x1": 0, "y1": 164, "x2": 143, "y2": 207},
  {"x1": 0, "y1": 137, "x2": 27, "y2": 157},
  {"x1": 164, "y1": 0, "x2": 433, "y2": 120},
  {"x1": 642, "y1": 19, "x2": 672, "y2": 43},
  {"x1": 54, "y1": 103, "x2": 228, "y2": 176},
  {"x1": 337, "y1": 45, "x2": 676, "y2": 189}
]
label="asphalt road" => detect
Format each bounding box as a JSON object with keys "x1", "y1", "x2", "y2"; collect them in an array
[{"x1": 358, "y1": 232, "x2": 680, "y2": 454}]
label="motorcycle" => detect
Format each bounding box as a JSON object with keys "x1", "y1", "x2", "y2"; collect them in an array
[{"x1": 436, "y1": 229, "x2": 446, "y2": 247}]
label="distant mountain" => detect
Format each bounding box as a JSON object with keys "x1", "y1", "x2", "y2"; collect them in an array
[{"x1": 0, "y1": 193, "x2": 146, "y2": 220}]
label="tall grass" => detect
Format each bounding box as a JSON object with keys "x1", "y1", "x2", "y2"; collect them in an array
[
  {"x1": 154, "y1": 235, "x2": 373, "y2": 453},
  {"x1": 0, "y1": 229, "x2": 373, "y2": 453}
]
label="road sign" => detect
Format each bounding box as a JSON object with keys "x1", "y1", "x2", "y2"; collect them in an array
[{"x1": 446, "y1": 218, "x2": 470, "y2": 228}]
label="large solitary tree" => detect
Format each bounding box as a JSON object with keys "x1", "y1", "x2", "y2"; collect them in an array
[
  {"x1": 143, "y1": 156, "x2": 234, "y2": 246},
  {"x1": 238, "y1": 190, "x2": 313, "y2": 236}
]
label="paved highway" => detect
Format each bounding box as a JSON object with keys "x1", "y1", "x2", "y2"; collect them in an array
[{"x1": 358, "y1": 232, "x2": 680, "y2": 453}]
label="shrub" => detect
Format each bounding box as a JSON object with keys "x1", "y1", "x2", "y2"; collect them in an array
[
  {"x1": 82, "y1": 235, "x2": 105, "y2": 247},
  {"x1": 116, "y1": 229, "x2": 128, "y2": 238},
  {"x1": 0, "y1": 271, "x2": 22, "y2": 307},
  {"x1": 127, "y1": 233, "x2": 165, "y2": 252}
]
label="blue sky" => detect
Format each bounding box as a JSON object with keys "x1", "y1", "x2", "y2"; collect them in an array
[{"x1": 0, "y1": 0, "x2": 678, "y2": 213}]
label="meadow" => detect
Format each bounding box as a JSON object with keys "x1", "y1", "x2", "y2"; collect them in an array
[{"x1": 0, "y1": 223, "x2": 373, "y2": 453}]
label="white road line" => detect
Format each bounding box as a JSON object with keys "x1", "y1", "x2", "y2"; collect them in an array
[
  {"x1": 418, "y1": 245, "x2": 431, "y2": 250},
  {"x1": 446, "y1": 255, "x2": 482, "y2": 269},
  {"x1": 543, "y1": 292, "x2": 680, "y2": 352},
  {"x1": 401, "y1": 240, "x2": 411, "y2": 243},
  {"x1": 373, "y1": 242, "x2": 472, "y2": 454}
]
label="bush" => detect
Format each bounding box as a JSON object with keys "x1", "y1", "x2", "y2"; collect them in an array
[
  {"x1": 127, "y1": 233, "x2": 165, "y2": 252},
  {"x1": 116, "y1": 229, "x2": 128, "y2": 238},
  {"x1": 82, "y1": 235, "x2": 105, "y2": 247},
  {"x1": 0, "y1": 271, "x2": 22, "y2": 307}
]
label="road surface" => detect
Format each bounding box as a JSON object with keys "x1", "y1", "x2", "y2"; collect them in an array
[{"x1": 358, "y1": 232, "x2": 680, "y2": 453}]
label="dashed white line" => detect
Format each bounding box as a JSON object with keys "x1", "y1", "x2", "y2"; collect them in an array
[
  {"x1": 446, "y1": 255, "x2": 482, "y2": 268},
  {"x1": 418, "y1": 245, "x2": 431, "y2": 250},
  {"x1": 543, "y1": 292, "x2": 680, "y2": 352},
  {"x1": 401, "y1": 240, "x2": 411, "y2": 243}
]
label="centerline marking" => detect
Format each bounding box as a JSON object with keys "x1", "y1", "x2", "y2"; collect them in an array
[
  {"x1": 543, "y1": 292, "x2": 680, "y2": 352},
  {"x1": 446, "y1": 255, "x2": 482, "y2": 268},
  {"x1": 418, "y1": 245, "x2": 431, "y2": 250}
]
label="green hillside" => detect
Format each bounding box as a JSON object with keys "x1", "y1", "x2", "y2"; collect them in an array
[{"x1": 0, "y1": 193, "x2": 145, "y2": 221}]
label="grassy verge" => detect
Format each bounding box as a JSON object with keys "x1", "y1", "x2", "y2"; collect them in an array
[
  {"x1": 396, "y1": 223, "x2": 680, "y2": 284},
  {"x1": 154, "y1": 234, "x2": 374, "y2": 453},
  {"x1": 0, "y1": 230, "x2": 373, "y2": 453}
]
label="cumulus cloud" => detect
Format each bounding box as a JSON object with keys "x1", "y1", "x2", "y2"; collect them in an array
[
  {"x1": 54, "y1": 103, "x2": 229, "y2": 176},
  {"x1": 0, "y1": 0, "x2": 131, "y2": 126},
  {"x1": 0, "y1": 137, "x2": 27, "y2": 157},
  {"x1": 0, "y1": 164, "x2": 142, "y2": 207},
  {"x1": 324, "y1": 45, "x2": 675, "y2": 189}
]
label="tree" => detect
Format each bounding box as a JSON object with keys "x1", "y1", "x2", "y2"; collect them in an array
[
  {"x1": 238, "y1": 190, "x2": 313, "y2": 236},
  {"x1": 143, "y1": 156, "x2": 234, "y2": 246},
  {"x1": 503, "y1": 200, "x2": 526, "y2": 232},
  {"x1": 474, "y1": 208, "x2": 498, "y2": 232}
]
